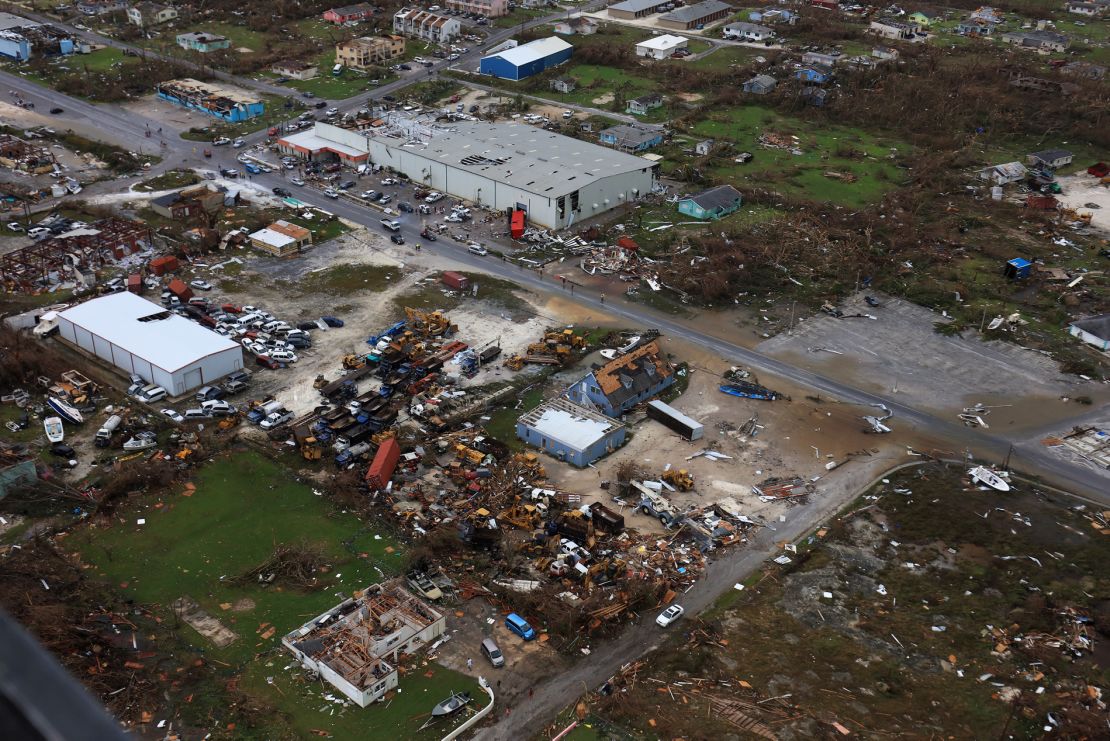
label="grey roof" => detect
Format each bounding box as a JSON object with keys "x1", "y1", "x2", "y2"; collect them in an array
[
  {"x1": 364, "y1": 121, "x2": 654, "y2": 198},
  {"x1": 631, "y1": 93, "x2": 662, "y2": 105},
  {"x1": 1030, "y1": 148, "x2": 1073, "y2": 161},
  {"x1": 601, "y1": 123, "x2": 661, "y2": 146},
  {"x1": 683, "y1": 184, "x2": 741, "y2": 211},
  {"x1": 151, "y1": 192, "x2": 182, "y2": 208},
  {"x1": 519, "y1": 398, "x2": 622, "y2": 450},
  {"x1": 747, "y1": 74, "x2": 777, "y2": 87},
  {"x1": 609, "y1": 0, "x2": 665, "y2": 12},
  {"x1": 1072, "y1": 314, "x2": 1110, "y2": 341},
  {"x1": 659, "y1": 0, "x2": 732, "y2": 23}
]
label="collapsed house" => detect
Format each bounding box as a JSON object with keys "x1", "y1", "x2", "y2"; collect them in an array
[
  {"x1": 154, "y1": 78, "x2": 264, "y2": 122},
  {"x1": 0, "y1": 133, "x2": 57, "y2": 173},
  {"x1": 282, "y1": 581, "x2": 446, "y2": 707},
  {"x1": 565, "y1": 340, "x2": 675, "y2": 417},
  {"x1": 0, "y1": 12, "x2": 77, "y2": 60},
  {"x1": 0, "y1": 218, "x2": 153, "y2": 293}
]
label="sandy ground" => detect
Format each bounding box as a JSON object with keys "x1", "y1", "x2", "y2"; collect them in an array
[
  {"x1": 1056, "y1": 173, "x2": 1110, "y2": 235},
  {"x1": 179, "y1": 229, "x2": 554, "y2": 418},
  {"x1": 120, "y1": 96, "x2": 223, "y2": 136},
  {"x1": 544, "y1": 335, "x2": 907, "y2": 534},
  {"x1": 0, "y1": 100, "x2": 132, "y2": 149}
]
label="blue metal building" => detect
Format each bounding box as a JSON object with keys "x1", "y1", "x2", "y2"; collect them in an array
[
  {"x1": 479, "y1": 37, "x2": 573, "y2": 81},
  {"x1": 516, "y1": 398, "x2": 626, "y2": 468}
]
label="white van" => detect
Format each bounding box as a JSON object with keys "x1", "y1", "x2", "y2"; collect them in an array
[{"x1": 27, "y1": 227, "x2": 51, "y2": 241}]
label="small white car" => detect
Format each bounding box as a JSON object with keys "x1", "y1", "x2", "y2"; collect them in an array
[
  {"x1": 291, "y1": 176, "x2": 305, "y2": 186},
  {"x1": 323, "y1": 188, "x2": 339, "y2": 199},
  {"x1": 269, "y1": 350, "x2": 298, "y2": 363},
  {"x1": 201, "y1": 400, "x2": 234, "y2": 416},
  {"x1": 468, "y1": 244, "x2": 488, "y2": 256},
  {"x1": 137, "y1": 385, "x2": 167, "y2": 403},
  {"x1": 190, "y1": 279, "x2": 213, "y2": 291},
  {"x1": 232, "y1": 138, "x2": 246, "y2": 148},
  {"x1": 212, "y1": 137, "x2": 231, "y2": 146},
  {"x1": 4, "y1": 222, "x2": 23, "y2": 231},
  {"x1": 656, "y1": 604, "x2": 684, "y2": 628},
  {"x1": 160, "y1": 408, "x2": 184, "y2": 423}
]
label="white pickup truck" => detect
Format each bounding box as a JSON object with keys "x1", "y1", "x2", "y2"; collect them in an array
[{"x1": 380, "y1": 218, "x2": 401, "y2": 232}]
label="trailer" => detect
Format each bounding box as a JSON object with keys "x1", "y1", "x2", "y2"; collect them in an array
[
  {"x1": 365, "y1": 437, "x2": 400, "y2": 489},
  {"x1": 646, "y1": 399, "x2": 703, "y2": 441}
]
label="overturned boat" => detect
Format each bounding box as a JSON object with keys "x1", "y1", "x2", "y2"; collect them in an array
[
  {"x1": 969, "y1": 466, "x2": 1010, "y2": 492},
  {"x1": 46, "y1": 397, "x2": 84, "y2": 425},
  {"x1": 43, "y1": 416, "x2": 64, "y2": 443}
]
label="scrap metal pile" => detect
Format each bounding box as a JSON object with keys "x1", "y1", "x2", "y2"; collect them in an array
[{"x1": 502, "y1": 327, "x2": 589, "y2": 371}]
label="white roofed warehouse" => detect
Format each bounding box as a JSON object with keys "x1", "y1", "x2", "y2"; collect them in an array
[
  {"x1": 55, "y1": 292, "x2": 244, "y2": 396},
  {"x1": 311, "y1": 120, "x2": 658, "y2": 229}
]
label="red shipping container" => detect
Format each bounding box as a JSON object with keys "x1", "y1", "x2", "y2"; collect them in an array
[
  {"x1": 149, "y1": 255, "x2": 179, "y2": 276},
  {"x1": 126, "y1": 274, "x2": 142, "y2": 294},
  {"x1": 441, "y1": 271, "x2": 469, "y2": 291},
  {"x1": 167, "y1": 279, "x2": 194, "y2": 301},
  {"x1": 510, "y1": 210, "x2": 525, "y2": 239},
  {"x1": 365, "y1": 438, "x2": 400, "y2": 490}
]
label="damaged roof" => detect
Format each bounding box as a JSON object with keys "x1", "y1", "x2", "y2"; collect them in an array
[{"x1": 591, "y1": 340, "x2": 673, "y2": 406}]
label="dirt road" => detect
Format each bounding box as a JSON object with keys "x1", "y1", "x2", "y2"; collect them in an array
[{"x1": 474, "y1": 451, "x2": 914, "y2": 740}]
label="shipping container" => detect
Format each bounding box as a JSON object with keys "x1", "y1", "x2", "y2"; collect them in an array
[
  {"x1": 167, "y1": 279, "x2": 194, "y2": 301},
  {"x1": 365, "y1": 438, "x2": 401, "y2": 489},
  {"x1": 646, "y1": 399, "x2": 703, "y2": 441},
  {"x1": 442, "y1": 271, "x2": 469, "y2": 291},
  {"x1": 149, "y1": 255, "x2": 179, "y2": 276},
  {"x1": 126, "y1": 274, "x2": 143, "y2": 294}
]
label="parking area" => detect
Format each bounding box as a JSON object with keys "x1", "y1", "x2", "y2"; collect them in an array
[{"x1": 757, "y1": 293, "x2": 1087, "y2": 424}]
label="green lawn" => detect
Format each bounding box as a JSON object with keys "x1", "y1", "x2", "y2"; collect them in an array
[
  {"x1": 688, "y1": 45, "x2": 760, "y2": 70},
  {"x1": 673, "y1": 106, "x2": 910, "y2": 206},
  {"x1": 494, "y1": 7, "x2": 551, "y2": 28},
  {"x1": 529, "y1": 64, "x2": 657, "y2": 108},
  {"x1": 484, "y1": 385, "x2": 545, "y2": 449},
  {"x1": 69, "y1": 452, "x2": 407, "y2": 666}
]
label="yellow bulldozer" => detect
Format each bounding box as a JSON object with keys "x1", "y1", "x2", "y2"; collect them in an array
[
  {"x1": 217, "y1": 413, "x2": 241, "y2": 431},
  {"x1": 342, "y1": 354, "x2": 366, "y2": 370},
  {"x1": 545, "y1": 328, "x2": 587, "y2": 350},
  {"x1": 455, "y1": 444, "x2": 485, "y2": 465},
  {"x1": 662, "y1": 468, "x2": 695, "y2": 491},
  {"x1": 500, "y1": 501, "x2": 542, "y2": 530},
  {"x1": 503, "y1": 355, "x2": 525, "y2": 371},
  {"x1": 405, "y1": 307, "x2": 456, "y2": 338},
  {"x1": 300, "y1": 436, "x2": 324, "y2": 461}
]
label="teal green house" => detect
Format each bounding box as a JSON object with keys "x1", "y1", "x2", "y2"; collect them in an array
[{"x1": 677, "y1": 185, "x2": 743, "y2": 220}]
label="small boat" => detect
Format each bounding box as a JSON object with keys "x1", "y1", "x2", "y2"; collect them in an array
[
  {"x1": 599, "y1": 349, "x2": 618, "y2": 361},
  {"x1": 43, "y1": 417, "x2": 64, "y2": 443},
  {"x1": 969, "y1": 466, "x2": 1010, "y2": 492},
  {"x1": 122, "y1": 431, "x2": 158, "y2": 452},
  {"x1": 719, "y1": 382, "x2": 781, "y2": 402},
  {"x1": 46, "y1": 396, "x2": 84, "y2": 425},
  {"x1": 431, "y1": 691, "x2": 471, "y2": 717}
]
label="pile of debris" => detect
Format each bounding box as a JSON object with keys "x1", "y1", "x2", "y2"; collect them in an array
[{"x1": 503, "y1": 327, "x2": 589, "y2": 370}]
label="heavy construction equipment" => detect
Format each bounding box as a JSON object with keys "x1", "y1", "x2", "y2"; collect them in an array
[
  {"x1": 502, "y1": 355, "x2": 525, "y2": 370},
  {"x1": 313, "y1": 374, "x2": 329, "y2": 390},
  {"x1": 512, "y1": 452, "x2": 546, "y2": 479},
  {"x1": 545, "y1": 328, "x2": 587, "y2": 349},
  {"x1": 217, "y1": 413, "x2": 242, "y2": 431},
  {"x1": 455, "y1": 444, "x2": 486, "y2": 466},
  {"x1": 662, "y1": 468, "x2": 694, "y2": 491},
  {"x1": 300, "y1": 436, "x2": 324, "y2": 461},
  {"x1": 499, "y1": 501, "x2": 542, "y2": 530},
  {"x1": 404, "y1": 307, "x2": 456, "y2": 338},
  {"x1": 342, "y1": 354, "x2": 366, "y2": 370}
]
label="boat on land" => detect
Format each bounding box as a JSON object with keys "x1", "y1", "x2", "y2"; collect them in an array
[
  {"x1": 969, "y1": 466, "x2": 1010, "y2": 492},
  {"x1": 46, "y1": 397, "x2": 83, "y2": 425},
  {"x1": 431, "y1": 691, "x2": 471, "y2": 717},
  {"x1": 43, "y1": 416, "x2": 64, "y2": 443},
  {"x1": 122, "y1": 431, "x2": 158, "y2": 452}
]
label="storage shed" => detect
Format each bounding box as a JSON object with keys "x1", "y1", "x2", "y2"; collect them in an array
[
  {"x1": 55, "y1": 292, "x2": 243, "y2": 396},
  {"x1": 516, "y1": 398, "x2": 626, "y2": 467},
  {"x1": 479, "y1": 36, "x2": 572, "y2": 80}
]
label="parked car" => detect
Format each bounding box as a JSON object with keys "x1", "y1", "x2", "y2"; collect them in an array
[
  {"x1": 160, "y1": 408, "x2": 184, "y2": 423},
  {"x1": 379, "y1": 194, "x2": 392, "y2": 205},
  {"x1": 226, "y1": 370, "x2": 251, "y2": 385},
  {"x1": 272, "y1": 187, "x2": 291, "y2": 197},
  {"x1": 397, "y1": 202, "x2": 414, "y2": 213},
  {"x1": 290, "y1": 176, "x2": 305, "y2": 186},
  {"x1": 314, "y1": 101, "x2": 328, "y2": 109},
  {"x1": 468, "y1": 244, "x2": 488, "y2": 256},
  {"x1": 190, "y1": 279, "x2": 213, "y2": 291},
  {"x1": 480, "y1": 638, "x2": 504, "y2": 668},
  {"x1": 269, "y1": 350, "x2": 298, "y2": 363},
  {"x1": 338, "y1": 180, "x2": 356, "y2": 190},
  {"x1": 201, "y1": 400, "x2": 234, "y2": 416},
  {"x1": 195, "y1": 385, "x2": 224, "y2": 403},
  {"x1": 232, "y1": 138, "x2": 246, "y2": 148},
  {"x1": 323, "y1": 187, "x2": 340, "y2": 199},
  {"x1": 321, "y1": 316, "x2": 344, "y2": 328},
  {"x1": 390, "y1": 234, "x2": 405, "y2": 245},
  {"x1": 4, "y1": 222, "x2": 23, "y2": 231},
  {"x1": 504, "y1": 613, "x2": 535, "y2": 641},
  {"x1": 220, "y1": 168, "x2": 239, "y2": 178},
  {"x1": 137, "y1": 385, "x2": 167, "y2": 403},
  {"x1": 260, "y1": 409, "x2": 294, "y2": 429},
  {"x1": 50, "y1": 442, "x2": 76, "y2": 458},
  {"x1": 213, "y1": 137, "x2": 231, "y2": 146},
  {"x1": 360, "y1": 190, "x2": 377, "y2": 200},
  {"x1": 655, "y1": 604, "x2": 684, "y2": 627},
  {"x1": 256, "y1": 355, "x2": 284, "y2": 370},
  {"x1": 183, "y1": 408, "x2": 209, "y2": 421}
]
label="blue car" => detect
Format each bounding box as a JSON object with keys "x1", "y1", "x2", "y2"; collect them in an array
[
  {"x1": 244, "y1": 163, "x2": 261, "y2": 174},
  {"x1": 322, "y1": 316, "x2": 344, "y2": 328},
  {"x1": 505, "y1": 613, "x2": 535, "y2": 641}
]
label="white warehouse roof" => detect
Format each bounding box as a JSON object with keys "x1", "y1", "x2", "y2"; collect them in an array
[
  {"x1": 637, "y1": 34, "x2": 688, "y2": 50},
  {"x1": 521, "y1": 399, "x2": 622, "y2": 450},
  {"x1": 483, "y1": 36, "x2": 571, "y2": 67},
  {"x1": 58, "y1": 292, "x2": 239, "y2": 372}
]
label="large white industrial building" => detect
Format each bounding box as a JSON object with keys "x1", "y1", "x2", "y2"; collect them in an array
[
  {"x1": 56, "y1": 292, "x2": 243, "y2": 396},
  {"x1": 310, "y1": 121, "x2": 658, "y2": 229}
]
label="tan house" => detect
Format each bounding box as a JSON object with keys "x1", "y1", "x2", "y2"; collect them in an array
[
  {"x1": 249, "y1": 220, "x2": 312, "y2": 257},
  {"x1": 335, "y1": 36, "x2": 405, "y2": 69},
  {"x1": 272, "y1": 60, "x2": 319, "y2": 80}
]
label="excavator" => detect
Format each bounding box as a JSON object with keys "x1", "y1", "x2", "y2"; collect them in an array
[
  {"x1": 342, "y1": 354, "x2": 367, "y2": 370},
  {"x1": 404, "y1": 307, "x2": 456, "y2": 338},
  {"x1": 662, "y1": 468, "x2": 695, "y2": 491}
]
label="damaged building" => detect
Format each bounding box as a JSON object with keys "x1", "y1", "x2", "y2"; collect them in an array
[
  {"x1": 282, "y1": 581, "x2": 446, "y2": 707},
  {"x1": 0, "y1": 218, "x2": 152, "y2": 293},
  {"x1": 0, "y1": 133, "x2": 57, "y2": 173},
  {"x1": 0, "y1": 12, "x2": 76, "y2": 60},
  {"x1": 516, "y1": 397, "x2": 627, "y2": 467},
  {"x1": 565, "y1": 340, "x2": 675, "y2": 417},
  {"x1": 155, "y1": 79, "x2": 264, "y2": 122}
]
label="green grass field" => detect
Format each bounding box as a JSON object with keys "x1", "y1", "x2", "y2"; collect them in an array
[
  {"x1": 530, "y1": 64, "x2": 657, "y2": 109},
  {"x1": 69, "y1": 452, "x2": 406, "y2": 665},
  {"x1": 669, "y1": 106, "x2": 909, "y2": 206}
]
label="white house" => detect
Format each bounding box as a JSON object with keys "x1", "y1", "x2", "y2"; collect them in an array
[
  {"x1": 723, "y1": 22, "x2": 773, "y2": 42},
  {"x1": 979, "y1": 161, "x2": 1028, "y2": 185},
  {"x1": 1069, "y1": 314, "x2": 1110, "y2": 352},
  {"x1": 635, "y1": 34, "x2": 688, "y2": 60}
]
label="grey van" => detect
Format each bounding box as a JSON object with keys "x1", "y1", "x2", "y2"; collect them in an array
[{"x1": 480, "y1": 638, "x2": 504, "y2": 668}]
